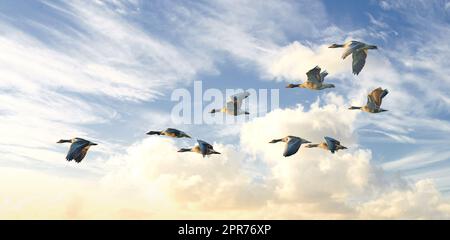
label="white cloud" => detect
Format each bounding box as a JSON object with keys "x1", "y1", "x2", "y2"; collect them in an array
[
  {"x1": 2, "y1": 100, "x2": 449, "y2": 219},
  {"x1": 1, "y1": 0, "x2": 450, "y2": 219},
  {"x1": 268, "y1": 42, "x2": 349, "y2": 82}
]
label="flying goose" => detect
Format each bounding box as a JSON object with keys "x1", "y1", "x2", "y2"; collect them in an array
[
  {"x1": 146, "y1": 128, "x2": 191, "y2": 138},
  {"x1": 269, "y1": 136, "x2": 311, "y2": 157},
  {"x1": 329, "y1": 40, "x2": 378, "y2": 75},
  {"x1": 57, "y1": 138, "x2": 97, "y2": 163},
  {"x1": 349, "y1": 87, "x2": 389, "y2": 113},
  {"x1": 210, "y1": 91, "x2": 250, "y2": 116},
  {"x1": 178, "y1": 140, "x2": 220, "y2": 157},
  {"x1": 286, "y1": 66, "x2": 335, "y2": 90},
  {"x1": 305, "y1": 136, "x2": 347, "y2": 154}
]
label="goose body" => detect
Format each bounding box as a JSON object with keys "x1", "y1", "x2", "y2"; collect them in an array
[
  {"x1": 286, "y1": 66, "x2": 335, "y2": 90},
  {"x1": 57, "y1": 138, "x2": 97, "y2": 163},
  {"x1": 329, "y1": 40, "x2": 378, "y2": 75},
  {"x1": 269, "y1": 136, "x2": 311, "y2": 157},
  {"x1": 349, "y1": 87, "x2": 389, "y2": 113},
  {"x1": 210, "y1": 91, "x2": 250, "y2": 116},
  {"x1": 178, "y1": 140, "x2": 220, "y2": 157},
  {"x1": 305, "y1": 136, "x2": 347, "y2": 154},
  {"x1": 147, "y1": 128, "x2": 191, "y2": 138}
]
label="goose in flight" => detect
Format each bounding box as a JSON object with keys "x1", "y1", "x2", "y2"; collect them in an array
[
  {"x1": 286, "y1": 66, "x2": 335, "y2": 90},
  {"x1": 269, "y1": 136, "x2": 311, "y2": 157},
  {"x1": 305, "y1": 136, "x2": 347, "y2": 154},
  {"x1": 349, "y1": 87, "x2": 389, "y2": 113},
  {"x1": 57, "y1": 138, "x2": 97, "y2": 163},
  {"x1": 146, "y1": 128, "x2": 191, "y2": 138},
  {"x1": 210, "y1": 91, "x2": 250, "y2": 116},
  {"x1": 329, "y1": 40, "x2": 378, "y2": 75},
  {"x1": 178, "y1": 140, "x2": 220, "y2": 157}
]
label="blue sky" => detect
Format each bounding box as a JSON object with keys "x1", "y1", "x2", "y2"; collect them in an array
[{"x1": 1, "y1": 0, "x2": 450, "y2": 219}]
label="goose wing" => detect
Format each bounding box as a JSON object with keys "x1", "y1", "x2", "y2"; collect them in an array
[
  {"x1": 342, "y1": 41, "x2": 363, "y2": 59},
  {"x1": 319, "y1": 71, "x2": 328, "y2": 83},
  {"x1": 226, "y1": 99, "x2": 241, "y2": 115},
  {"x1": 74, "y1": 146, "x2": 91, "y2": 163},
  {"x1": 197, "y1": 140, "x2": 214, "y2": 156},
  {"x1": 306, "y1": 66, "x2": 321, "y2": 84},
  {"x1": 228, "y1": 92, "x2": 250, "y2": 103},
  {"x1": 165, "y1": 128, "x2": 181, "y2": 135},
  {"x1": 66, "y1": 138, "x2": 90, "y2": 162},
  {"x1": 352, "y1": 49, "x2": 368, "y2": 75},
  {"x1": 369, "y1": 88, "x2": 388, "y2": 108},
  {"x1": 283, "y1": 137, "x2": 302, "y2": 157},
  {"x1": 324, "y1": 136, "x2": 340, "y2": 153},
  {"x1": 226, "y1": 92, "x2": 249, "y2": 115}
]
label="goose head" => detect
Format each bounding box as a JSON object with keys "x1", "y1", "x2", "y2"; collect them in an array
[
  {"x1": 328, "y1": 43, "x2": 344, "y2": 48},
  {"x1": 269, "y1": 139, "x2": 283, "y2": 143},
  {"x1": 286, "y1": 84, "x2": 298, "y2": 88}
]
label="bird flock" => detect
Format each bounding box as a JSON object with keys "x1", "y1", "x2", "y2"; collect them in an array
[{"x1": 58, "y1": 40, "x2": 388, "y2": 162}]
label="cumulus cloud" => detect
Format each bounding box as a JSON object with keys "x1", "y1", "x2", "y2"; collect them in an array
[
  {"x1": 2, "y1": 98, "x2": 449, "y2": 219},
  {"x1": 2, "y1": 0, "x2": 450, "y2": 220},
  {"x1": 268, "y1": 42, "x2": 349, "y2": 82}
]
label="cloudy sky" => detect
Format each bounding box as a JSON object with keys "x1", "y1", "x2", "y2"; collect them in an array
[{"x1": 1, "y1": 0, "x2": 450, "y2": 219}]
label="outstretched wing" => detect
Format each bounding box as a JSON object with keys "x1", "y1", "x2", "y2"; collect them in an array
[
  {"x1": 66, "y1": 138, "x2": 90, "y2": 162},
  {"x1": 165, "y1": 128, "x2": 180, "y2": 134},
  {"x1": 369, "y1": 88, "x2": 388, "y2": 108},
  {"x1": 228, "y1": 91, "x2": 250, "y2": 102},
  {"x1": 283, "y1": 137, "x2": 301, "y2": 157},
  {"x1": 306, "y1": 66, "x2": 321, "y2": 84},
  {"x1": 319, "y1": 71, "x2": 328, "y2": 83},
  {"x1": 197, "y1": 140, "x2": 213, "y2": 156},
  {"x1": 342, "y1": 41, "x2": 363, "y2": 59},
  {"x1": 74, "y1": 146, "x2": 90, "y2": 163},
  {"x1": 352, "y1": 49, "x2": 367, "y2": 75},
  {"x1": 226, "y1": 92, "x2": 249, "y2": 115},
  {"x1": 226, "y1": 99, "x2": 241, "y2": 115},
  {"x1": 324, "y1": 136, "x2": 340, "y2": 154}
]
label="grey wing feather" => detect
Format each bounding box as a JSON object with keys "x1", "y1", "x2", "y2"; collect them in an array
[
  {"x1": 165, "y1": 128, "x2": 180, "y2": 134},
  {"x1": 228, "y1": 92, "x2": 249, "y2": 102},
  {"x1": 197, "y1": 140, "x2": 213, "y2": 156},
  {"x1": 66, "y1": 139, "x2": 90, "y2": 161},
  {"x1": 324, "y1": 137, "x2": 339, "y2": 154},
  {"x1": 74, "y1": 146, "x2": 90, "y2": 163},
  {"x1": 283, "y1": 138, "x2": 302, "y2": 157},
  {"x1": 226, "y1": 99, "x2": 241, "y2": 115},
  {"x1": 352, "y1": 49, "x2": 367, "y2": 75},
  {"x1": 342, "y1": 41, "x2": 363, "y2": 59},
  {"x1": 319, "y1": 71, "x2": 328, "y2": 83},
  {"x1": 306, "y1": 66, "x2": 321, "y2": 84}
]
